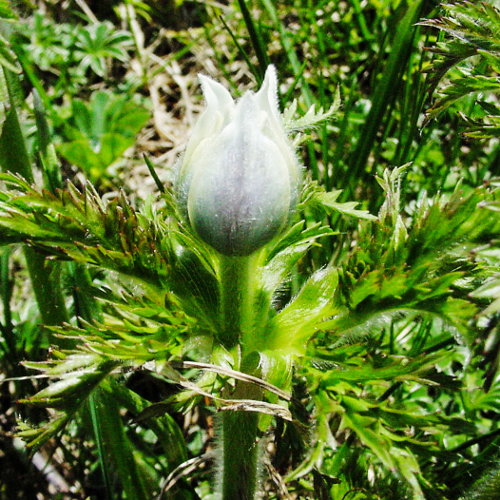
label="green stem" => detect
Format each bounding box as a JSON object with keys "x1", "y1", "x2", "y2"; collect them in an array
[
  {"x1": 0, "y1": 249, "x2": 14, "y2": 354},
  {"x1": 221, "y1": 406, "x2": 260, "y2": 500},
  {"x1": 218, "y1": 254, "x2": 257, "y2": 351},
  {"x1": 0, "y1": 67, "x2": 71, "y2": 345},
  {"x1": 217, "y1": 253, "x2": 262, "y2": 499},
  {"x1": 24, "y1": 250, "x2": 70, "y2": 346}
]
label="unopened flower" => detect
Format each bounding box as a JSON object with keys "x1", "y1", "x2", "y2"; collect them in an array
[{"x1": 176, "y1": 66, "x2": 301, "y2": 256}]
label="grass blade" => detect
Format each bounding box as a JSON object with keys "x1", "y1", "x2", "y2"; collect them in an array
[
  {"x1": 236, "y1": 0, "x2": 270, "y2": 82},
  {"x1": 341, "y1": 0, "x2": 428, "y2": 196}
]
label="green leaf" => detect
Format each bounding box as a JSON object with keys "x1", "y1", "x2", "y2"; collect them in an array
[
  {"x1": 314, "y1": 191, "x2": 377, "y2": 220},
  {"x1": 57, "y1": 91, "x2": 150, "y2": 180},
  {"x1": 0, "y1": 173, "x2": 175, "y2": 289},
  {"x1": 91, "y1": 386, "x2": 152, "y2": 499},
  {"x1": 0, "y1": 32, "x2": 21, "y2": 73},
  {"x1": 470, "y1": 276, "x2": 500, "y2": 315},
  {"x1": 463, "y1": 467, "x2": 500, "y2": 500},
  {"x1": 0, "y1": 1, "x2": 17, "y2": 19},
  {"x1": 265, "y1": 266, "x2": 339, "y2": 353},
  {"x1": 302, "y1": 181, "x2": 377, "y2": 221},
  {"x1": 320, "y1": 179, "x2": 499, "y2": 346},
  {"x1": 17, "y1": 354, "x2": 116, "y2": 450},
  {"x1": 319, "y1": 351, "x2": 451, "y2": 386},
  {"x1": 21, "y1": 357, "x2": 116, "y2": 410},
  {"x1": 109, "y1": 381, "x2": 188, "y2": 470},
  {"x1": 283, "y1": 90, "x2": 341, "y2": 133},
  {"x1": 263, "y1": 220, "x2": 334, "y2": 295},
  {"x1": 420, "y1": 1, "x2": 500, "y2": 135}
]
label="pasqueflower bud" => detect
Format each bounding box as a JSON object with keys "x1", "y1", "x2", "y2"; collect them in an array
[{"x1": 176, "y1": 66, "x2": 300, "y2": 256}]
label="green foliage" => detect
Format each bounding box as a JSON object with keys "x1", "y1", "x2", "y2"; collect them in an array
[
  {"x1": 463, "y1": 467, "x2": 500, "y2": 500},
  {"x1": 302, "y1": 180, "x2": 377, "y2": 221},
  {"x1": 0, "y1": 1, "x2": 15, "y2": 20},
  {"x1": 0, "y1": 33, "x2": 20, "y2": 74},
  {"x1": 16, "y1": 14, "x2": 134, "y2": 93},
  {"x1": 56, "y1": 91, "x2": 150, "y2": 181},
  {"x1": 0, "y1": 2, "x2": 19, "y2": 73},
  {"x1": 74, "y1": 21, "x2": 133, "y2": 78},
  {"x1": 0, "y1": 173, "x2": 174, "y2": 287},
  {"x1": 324, "y1": 169, "x2": 499, "y2": 346},
  {"x1": 19, "y1": 13, "x2": 76, "y2": 73},
  {"x1": 0, "y1": 0, "x2": 499, "y2": 498},
  {"x1": 0, "y1": 163, "x2": 498, "y2": 497},
  {"x1": 420, "y1": 1, "x2": 500, "y2": 138},
  {"x1": 17, "y1": 351, "x2": 188, "y2": 495},
  {"x1": 279, "y1": 169, "x2": 499, "y2": 498}
]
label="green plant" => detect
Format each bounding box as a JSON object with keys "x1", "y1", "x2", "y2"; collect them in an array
[
  {"x1": 1, "y1": 1, "x2": 499, "y2": 498},
  {"x1": 56, "y1": 90, "x2": 150, "y2": 182},
  {"x1": 15, "y1": 14, "x2": 134, "y2": 98},
  {"x1": 1, "y1": 66, "x2": 498, "y2": 498},
  {"x1": 419, "y1": 0, "x2": 500, "y2": 139},
  {"x1": 74, "y1": 20, "x2": 133, "y2": 78}
]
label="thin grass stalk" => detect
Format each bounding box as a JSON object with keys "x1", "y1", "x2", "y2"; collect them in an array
[
  {"x1": 67, "y1": 261, "x2": 151, "y2": 499},
  {"x1": 66, "y1": 263, "x2": 113, "y2": 497},
  {"x1": 66, "y1": 230, "x2": 149, "y2": 499},
  {"x1": 352, "y1": 0, "x2": 374, "y2": 41},
  {"x1": 0, "y1": 249, "x2": 14, "y2": 356},
  {"x1": 92, "y1": 386, "x2": 150, "y2": 499},
  {"x1": 218, "y1": 13, "x2": 259, "y2": 80},
  {"x1": 261, "y1": 0, "x2": 313, "y2": 107},
  {"x1": 236, "y1": 0, "x2": 270, "y2": 82},
  {"x1": 33, "y1": 91, "x2": 121, "y2": 497},
  {"x1": 88, "y1": 390, "x2": 113, "y2": 500},
  {"x1": 392, "y1": 28, "x2": 435, "y2": 168}
]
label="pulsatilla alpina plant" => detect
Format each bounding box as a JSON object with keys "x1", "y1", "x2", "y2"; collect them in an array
[{"x1": 0, "y1": 65, "x2": 499, "y2": 499}]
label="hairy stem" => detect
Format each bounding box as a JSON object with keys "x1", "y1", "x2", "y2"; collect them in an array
[
  {"x1": 221, "y1": 406, "x2": 260, "y2": 500},
  {"x1": 218, "y1": 254, "x2": 257, "y2": 351},
  {"x1": 217, "y1": 253, "x2": 262, "y2": 499}
]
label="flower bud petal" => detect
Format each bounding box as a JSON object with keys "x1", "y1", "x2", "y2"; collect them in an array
[
  {"x1": 176, "y1": 66, "x2": 300, "y2": 256},
  {"x1": 176, "y1": 76, "x2": 234, "y2": 214}
]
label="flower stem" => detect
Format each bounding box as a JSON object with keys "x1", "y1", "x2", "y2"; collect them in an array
[
  {"x1": 221, "y1": 403, "x2": 260, "y2": 500},
  {"x1": 218, "y1": 254, "x2": 257, "y2": 351},
  {"x1": 217, "y1": 253, "x2": 262, "y2": 499}
]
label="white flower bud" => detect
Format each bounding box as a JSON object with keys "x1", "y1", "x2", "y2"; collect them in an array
[{"x1": 176, "y1": 66, "x2": 301, "y2": 256}]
